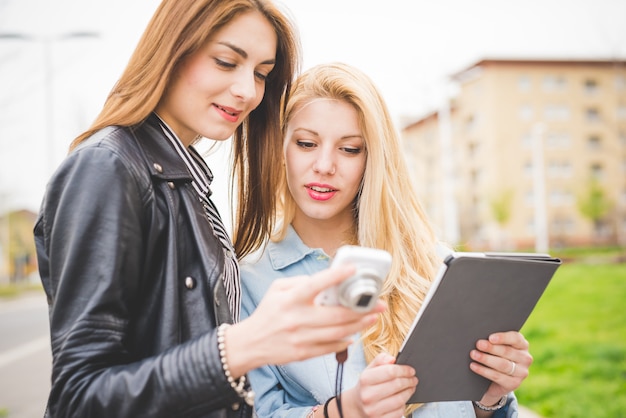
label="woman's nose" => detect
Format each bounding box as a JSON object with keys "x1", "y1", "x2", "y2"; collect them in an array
[
  {"x1": 313, "y1": 153, "x2": 336, "y2": 175},
  {"x1": 230, "y1": 70, "x2": 256, "y2": 101}
]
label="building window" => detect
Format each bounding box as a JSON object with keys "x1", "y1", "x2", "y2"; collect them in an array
[
  {"x1": 587, "y1": 135, "x2": 602, "y2": 150},
  {"x1": 524, "y1": 161, "x2": 533, "y2": 176},
  {"x1": 518, "y1": 75, "x2": 531, "y2": 91},
  {"x1": 615, "y1": 75, "x2": 626, "y2": 90},
  {"x1": 544, "y1": 104, "x2": 570, "y2": 120},
  {"x1": 542, "y1": 75, "x2": 567, "y2": 92},
  {"x1": 551, "y1": 217, "x2": 575, "y2": 235},
  {"x1": 546, "y1": 132, "x2": 572, "y2": 148},
  {"x1": 468, "y1": 142, "x2": 480, "y2": 158},
  {"x1": 617, "y1": 105, "x2": 626, "y2": 120},
  {"x1": 548, "y1": 161, "x2": 572, "y2": 178},
  {"x1": 525, "y1": 191, "x2": 534, "y2": 206},
  {"x1": 584, "y1": 79, "x2": 599, "y2": 95},
  {"x1": 519, "y1": 105, "x2": 533, "y2": 121},
  {"x1": 586, "y1": 108, "x2": 600, "y2": 122},
  {"x1": 590, "y1": 163, "x2": 604, "y2": 179},
  {"x1": 470, "y1": 168, "x2": 482, "y2": 185},
  {"x1": 465, "y1": 114, "x2": 477, "y2": 132},
  {"x1": 549, "y1": 189, "x2": 574, "y2": 205}
]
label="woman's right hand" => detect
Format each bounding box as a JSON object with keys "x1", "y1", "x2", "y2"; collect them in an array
[
  {"x1": 341, "y1": 353, "x2": 418, "y2": 418},
  {"x1": 226, "y1": 264, "x2": 385, "y2": 377}
]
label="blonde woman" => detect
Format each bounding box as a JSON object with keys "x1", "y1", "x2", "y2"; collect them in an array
[
  {"x1": 34, "y1": 3, "x2": 383, "y2": 417},
  {"x1": 241, "y1": 63, "x2": 532, "y2": 418}
]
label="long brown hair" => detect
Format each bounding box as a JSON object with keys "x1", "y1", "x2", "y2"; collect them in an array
[{"x1": 70, "y1": 0, "x2": 300, "y2": 259}]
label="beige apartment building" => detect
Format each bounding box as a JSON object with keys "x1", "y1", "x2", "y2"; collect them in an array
[{"x1": 402, "y1": 58, "x2": 626, "y2": 250}]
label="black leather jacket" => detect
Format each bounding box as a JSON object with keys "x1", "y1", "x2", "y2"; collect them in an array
[{"x1": 34, "y1": 114, "x2": 250, "y2": 418}]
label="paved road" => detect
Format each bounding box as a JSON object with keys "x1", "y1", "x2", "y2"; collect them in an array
[
  {"x1": 0, "y1": 291, "x2": 51, "y2": 418},
  {"x1": 519, "y1": 405, "x2": 543, "y2": 418}
]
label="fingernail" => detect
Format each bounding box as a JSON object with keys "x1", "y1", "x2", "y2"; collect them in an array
[{"x1": 367, "y1": 313, "x2": 379, "y2": 323}]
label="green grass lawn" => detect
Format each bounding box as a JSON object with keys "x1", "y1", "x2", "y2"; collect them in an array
[{"x1": 517, "y1": 261, "x2": 626, "y2": 417}]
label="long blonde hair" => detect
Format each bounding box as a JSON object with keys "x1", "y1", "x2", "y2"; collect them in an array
[
  {"x1": 277, "y1": 63, "x2": 442, "y2": 414},
  {"x1": 71, "y1": 0, "x2": 300, "y2": 259}
]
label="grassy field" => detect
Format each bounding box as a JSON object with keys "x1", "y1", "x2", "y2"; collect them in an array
[
  {"x1": 517, "y1": 259, "x2": 626, "y2": 417},
  {"x1": 0, "y1": 281, "x2": 42, "y2": 298}
]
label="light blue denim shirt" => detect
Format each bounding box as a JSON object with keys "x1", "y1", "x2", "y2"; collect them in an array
[{"x1": 240, "y1": 226, "x2": 519, "y2": 418}]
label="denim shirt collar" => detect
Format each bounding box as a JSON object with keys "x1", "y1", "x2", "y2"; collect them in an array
[{"x1": 266, "y1": 225, "x2": 329, "y2": 271}]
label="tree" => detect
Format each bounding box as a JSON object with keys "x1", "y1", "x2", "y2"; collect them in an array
[
  {"x1": 577, "y1": 179, "x2": 612, "y2": 238},
  {"x1": 489, "y1": 188, "x2": 514, "y2": 249},
  {"x1": 490, "y1": 188, "x2": 514, "y2": 227},
  {"x1": 0, "y1": 210, "x2": 38, "y2": 283}
]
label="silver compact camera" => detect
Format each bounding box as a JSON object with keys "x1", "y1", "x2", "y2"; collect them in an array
[{"x1": 316, "y1": 245, "x2": 392, "y2": 312}]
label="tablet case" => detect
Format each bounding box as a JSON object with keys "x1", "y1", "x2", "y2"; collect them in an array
[{"x1": 396, "y1": 252, "x2": 561, "y2": 404}]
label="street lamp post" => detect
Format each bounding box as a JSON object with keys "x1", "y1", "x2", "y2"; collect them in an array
[
  {"x1": 532, "y1": 123, "x2": 549, "y2": 253},
  {"x1": 438, "y1": 84, "x2": 460, "y2": 246},
  {"x1": 0, "y1": 31, "x2": 99, "y2": 176}
]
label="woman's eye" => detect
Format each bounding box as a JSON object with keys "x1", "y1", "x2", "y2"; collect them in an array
[
  {"x1": 255, "y1": 71, "x2": 268, "y2": 81},
  {"x1": 296, "y1": 140, "x2": 316, "y2": 149},
  {"x1": 342, "y1": 146, "x2": 362, "y2": 155},
  {"x1": 215, "y1": 58, "x2": 236, "y2": 69}
]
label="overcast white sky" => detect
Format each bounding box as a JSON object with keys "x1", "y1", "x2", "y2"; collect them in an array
[{"x1": 1, "y1": 0, "x2": 625, "y2": 222}]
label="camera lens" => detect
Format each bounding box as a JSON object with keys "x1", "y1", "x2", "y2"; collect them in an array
[
  {"x1": 356, "y1": 294, "x2": 373, "y2": 308},
  {"x1": 338, "y1": 269, "x2": 381, "y2": 312}
]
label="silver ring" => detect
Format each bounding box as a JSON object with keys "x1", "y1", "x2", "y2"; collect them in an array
[{"x1": 507, "y1": 360, "x2": 516, "y2": 376}]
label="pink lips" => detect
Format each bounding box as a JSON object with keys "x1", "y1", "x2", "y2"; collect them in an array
[
  {"x1": 214, "y1": 104, "x2": 242, "y2": 123},
  {"x1": 306, "y1": 183, "x2": 337, "y2": 201}
]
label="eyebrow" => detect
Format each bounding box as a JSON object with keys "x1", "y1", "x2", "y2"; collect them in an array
[
  {"x1": 293, "y1": 127, "x2": 319, "y2": 136},
  {"x1": 293, "y1": 127, "x2": 363, "y2": 140},
  {"x1": 217, "y1": 41, "x2": 276, "y2": 65}
]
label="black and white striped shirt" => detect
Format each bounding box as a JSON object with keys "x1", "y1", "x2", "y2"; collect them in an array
[{"x1": 156, "y1": 115, "x2": 241, "y2": 322}]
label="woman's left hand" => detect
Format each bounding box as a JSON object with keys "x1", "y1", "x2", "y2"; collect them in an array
[
  {"x1": 469, "y1": 331, "x2": 533, "y2": 406},
  {"x1": 341, "y1": 353, "x2": 417, "y2": 418}
]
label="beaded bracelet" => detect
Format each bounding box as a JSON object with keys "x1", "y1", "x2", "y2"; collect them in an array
[
  {"x1": 473, "y1": 395, "x2": 507, "y2": 411},
  {"x1": 217, "y1": 323, "x2": 255, "y2": 406}
]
